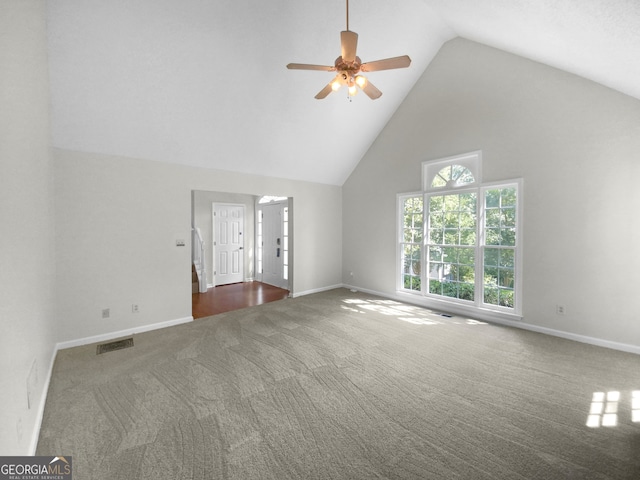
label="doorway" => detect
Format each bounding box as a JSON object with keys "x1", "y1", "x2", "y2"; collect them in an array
[
  {"x1": 191, "y1": 191, "x2": 293, "y2": 318},
  {"x1": 257, "y1": 198, "x2": 290, "y2": 290}
]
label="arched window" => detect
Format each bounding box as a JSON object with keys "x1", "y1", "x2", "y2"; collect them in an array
[
  {"x1": 431, "y1": 164, "x2": 475, "y2": 189},
  {"x1": 423, "y1": 151, "x2": 480, "y2": 191}
]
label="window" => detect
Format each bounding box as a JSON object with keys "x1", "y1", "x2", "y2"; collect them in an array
[
  {"x1": 427, "y1": 191, "x2": 477, "y2": 301},
  {"x1": 399, "y1": 196, "x2": 423, "y2": 292},
  {"x1": 431, "y1": 165, "x2": 475, "y2": 189},
  {"x1": 398, "y1": 151, "x2": 522, "y2": 317},
  {"x1": 258, "y1": 195, "x2": 288, "y2": 204},
  {"x1": 482, "y1": 187, "x2": 517, "y2": 308},
  {"x1": 257, "y1": 208, "x2": 263, "y2": 275},
  {"x1": 283, "y1": 206, "x2": 289, "y2": 281},
  {"x1": 423, "y1": 151, "x2": 481, "y2": 191}
]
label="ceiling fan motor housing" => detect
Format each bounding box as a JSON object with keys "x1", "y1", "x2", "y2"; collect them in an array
[{"x1": 335, "y1": 55, "x2": 362, "y2": 74}]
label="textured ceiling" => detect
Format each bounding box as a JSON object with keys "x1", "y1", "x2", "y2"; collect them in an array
[{"x1": 47, "y1": 0, "x2": 640, "y2": 186}]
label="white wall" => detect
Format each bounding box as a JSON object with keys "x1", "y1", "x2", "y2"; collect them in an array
[
  {"x1": 193, "y1": 190, "x2": 258, "y2": 284},
  {"x1": 343, "y1": 38, "x2": 640, "y2": 349},
  {"x1": 0, "y1": 0, "x2": 57, "y2": 454},
  {"x1": 54, "y1": 149, "x2": 343, "y2": 343}
]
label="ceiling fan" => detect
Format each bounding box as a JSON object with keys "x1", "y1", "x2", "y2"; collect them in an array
[{"x1": 286, "y1": 0, "x2": 411, "y2": 100}]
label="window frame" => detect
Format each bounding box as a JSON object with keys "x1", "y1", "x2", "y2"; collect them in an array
[
  {"x1": 478, "y1": 180, "x2": 523, "y2": 315},
  {"x1": 479, "y1": 181, "x2": 522, "y2": 314},
  {"x1": 424, "y1": 186, "x2": 479, "y2": 305},
  {"x1": 398, "y1": 152, "x2": 523, "y2": 320},
  {"x1": 397, "y1": 192, "x2": 424, "y2": 293},
  {"x1": 423, "y1": 150, "x2": 482, "y2": 192}
]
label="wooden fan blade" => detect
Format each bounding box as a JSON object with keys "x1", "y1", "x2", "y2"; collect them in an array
[
  {"x1": 340, "y1": 31, "x2": 358, "y2": 63},
  {"x1": 361, "y1": 79, "x2": 382, "y2": 100},
  {"x1": 360, "y1": 55, "x2": 411, "y2": 72},
  {"x1": 315, "y1": 82, "x2": 335, "y2": 99},
  {"x1": 287, "y1": 63, "x2": 335, "y2": 71}
]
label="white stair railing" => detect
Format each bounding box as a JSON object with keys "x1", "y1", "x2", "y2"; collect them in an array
[{"x1": 192, "y1": 227, "x2": 207, "y2": 293}]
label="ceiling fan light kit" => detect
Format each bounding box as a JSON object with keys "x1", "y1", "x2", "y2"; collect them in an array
[{"x1": 286, "y1": 0, "x2": 411, "y2": 100}]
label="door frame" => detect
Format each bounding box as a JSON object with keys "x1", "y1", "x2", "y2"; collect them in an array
[{"x1": 255, "y1": 197, "x2": 293, "y2": 292}]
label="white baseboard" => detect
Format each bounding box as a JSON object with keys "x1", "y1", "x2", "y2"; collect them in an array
[
  {"x1": 342, "y1": 284, "x2": 640, "y2": 356},
  {"x1": 292, "y1": 284, "x2": 344, "y2": 298},
  {"x1": 56, "y1": 316, "x2": 193, "y2": 351},
  {"x1": 28, "y1": 344, "x2": 58, "y2": 455},
  {"x1": 492, "y1": 321, "x2": 640, "y2": 356}
]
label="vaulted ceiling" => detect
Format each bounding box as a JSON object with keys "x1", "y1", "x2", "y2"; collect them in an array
[{"x1": 47, "y1": 0, "x2": 640, "y2": 186}]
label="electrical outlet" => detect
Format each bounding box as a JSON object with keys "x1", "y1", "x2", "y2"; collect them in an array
[
  {"x1": 102, "y1": 308, "x2": 110, "y2": 319},
  {"x1": 556, "y1": 304, "x2": 566, "y2": 315},
  {"x1": 132, "y1": 304, "x2": 139, "y2": 313}
]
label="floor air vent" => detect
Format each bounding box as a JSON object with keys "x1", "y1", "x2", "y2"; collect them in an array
[{"x1": 97, "y1": 338, "x2": 134, "y2": 355}]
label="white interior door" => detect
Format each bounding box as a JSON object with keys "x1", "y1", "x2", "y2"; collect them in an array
[
  {"x1": 213, "y1": 203, "x2": 244, "y2": 286},
  {"x1": 260, "y1": 201, "x2": 288, "y2": 289}
]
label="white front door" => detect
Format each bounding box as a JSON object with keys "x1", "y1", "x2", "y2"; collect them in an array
[
  {"x1": 260, "y1": 201, "x2": 289, "y2": 289},
  {"x1": 213, "y1": 203, "x2": 244, "y2": 286}
]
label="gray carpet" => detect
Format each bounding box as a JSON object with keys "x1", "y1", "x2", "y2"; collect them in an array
[{"x1": 37, "y1": 289, "x2": 640, "y2": 479}]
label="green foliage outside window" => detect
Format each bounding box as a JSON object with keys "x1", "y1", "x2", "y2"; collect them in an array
[
  {"x1": 401, "y1": 197, "x2": 423, "y2": 292},
  {"x1": 427, "y1": 192, "x2": 477, "y2": 302},
  {"x1": 482, "y1": 187, "x2": 517, "y2": 308},
  {"x1": 399, "y1": 184, "x2": 518, "y2": 311}
]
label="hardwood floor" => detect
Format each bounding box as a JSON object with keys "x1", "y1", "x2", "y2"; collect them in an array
[{"x1": 192, "y1": 281, "x2": 290, "y2": 319}]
